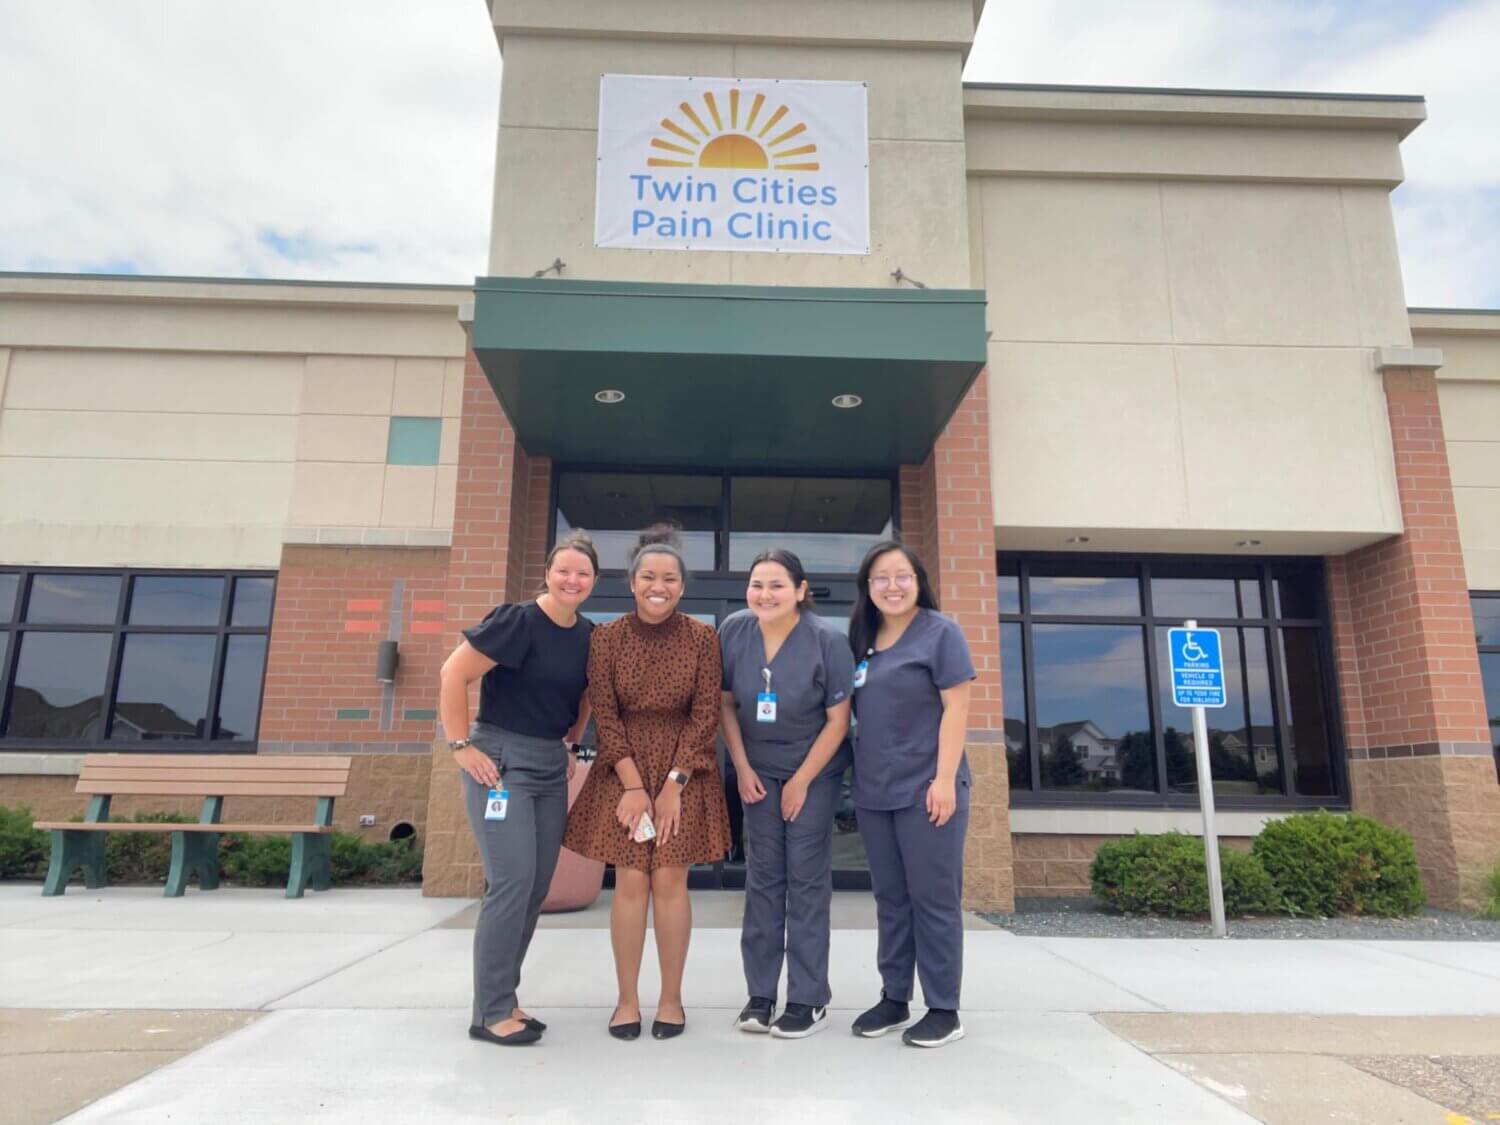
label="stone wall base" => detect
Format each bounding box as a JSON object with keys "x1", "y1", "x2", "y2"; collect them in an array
[
  {"x1": 420, "y1": 741, "x2": 487, "y2": 897},
  {"x1": 1350, "y1": 755, "x2": 1500, "y2": 910},
  {"x1": 1012, "y1": 832, "x2": 1255, "y2": 898}
]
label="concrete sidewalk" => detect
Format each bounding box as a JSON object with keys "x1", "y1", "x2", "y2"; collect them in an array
[{"x1": 3, "y1": 885, "x2": 1499, "y2": 1123}]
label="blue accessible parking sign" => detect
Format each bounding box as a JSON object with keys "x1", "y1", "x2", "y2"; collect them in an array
[{"x1": 1168, "y1": 627, "x2": 1227, "y2": 708}]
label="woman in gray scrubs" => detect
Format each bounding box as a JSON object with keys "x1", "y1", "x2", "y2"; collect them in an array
[
  {"x1": 847, "y1": 540, "x2": 974, "y2": 1049},
  {"x1": 720, "y1": 549, "x2": 854, "y2": 1039}
]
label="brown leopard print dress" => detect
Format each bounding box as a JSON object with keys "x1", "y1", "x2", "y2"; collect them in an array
[{"x1": 563, "y1": 612, "x2": 732, "y2": 871}]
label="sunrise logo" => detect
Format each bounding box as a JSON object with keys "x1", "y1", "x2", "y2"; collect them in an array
[{"x1": 648, "y1": 89, "x2": 819, "y2": 171}]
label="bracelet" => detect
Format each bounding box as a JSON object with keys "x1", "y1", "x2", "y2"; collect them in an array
[{"x1": 623, "y1": 786, "x2": 644, "y2": 792}]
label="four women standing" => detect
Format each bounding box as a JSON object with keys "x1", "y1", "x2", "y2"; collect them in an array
[{"x1": 446, "y1": 525, "x2": 972, "y2": 1050}]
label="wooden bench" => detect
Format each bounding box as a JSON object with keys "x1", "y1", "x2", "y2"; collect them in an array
[{"x1": 36, "y1": 754, "x2": 353, "y2": 899}]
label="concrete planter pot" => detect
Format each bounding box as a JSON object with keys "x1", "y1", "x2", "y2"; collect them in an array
[{"x1": 541, "y1": 758, "x2": 605, "y2": 913}]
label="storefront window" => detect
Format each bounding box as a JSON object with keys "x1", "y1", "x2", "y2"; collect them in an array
[
  {"x1": 555, "y1": 472, "x2": 719, "y2": 571},
  {"x1": 728, "y1": 476, "x2": 891, "y2": 573},
  {"x1": 0, "y1": 569, "x2": 274, "y2": 749},
  {"x1": 1473, "y1": 594, "x2": 1500, "y2": 780},
  {"x1": 554, "y1": 469, "x2": 895, "y2": 575},
  {"x1": 1000, "y1": 555, "x2": 1342, "y2": 805}
]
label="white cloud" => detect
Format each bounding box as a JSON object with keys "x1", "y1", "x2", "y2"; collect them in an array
[{"x1": 0, "y1": 1, "x2": 1493, "y2": 304}]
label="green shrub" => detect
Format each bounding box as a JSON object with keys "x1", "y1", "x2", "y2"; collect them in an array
[
  {"x1": 104, "y1": 813, "x2": 195, "y2": 882},
  {"x1": 1090, "y1": 832, "x2": 1283, "y2": 916},
  {"x1": 1252, "y1": 811, "x2": 1424, "y2": 917},
  {"x1": 220, "y1": 832, "x2": 422, "y2": 887},
  {"x1": 1478, "y1": 859, "x2": 1500, "y2": 922},
  {"x1": 0, "y1": 804, "x2": 48, "y2": 878}
]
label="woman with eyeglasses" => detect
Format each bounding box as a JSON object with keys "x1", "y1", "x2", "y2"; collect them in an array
[{"x1": 846, "y1": 540, "x2": 974, "y2": 1049}]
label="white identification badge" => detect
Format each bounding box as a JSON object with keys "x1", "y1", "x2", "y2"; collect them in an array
[
  {"x1": 853, "y1": 660, "x2": 869, "y2": 689},
  {"x1": 633, "y1": 811, "x2": 657, "y2": 843},
  {"x1": 756, "y1": 691, "x2": 778, "y2": 723},
  {"x1": 484, "y1": 788, "x2": 509, "y2": 821}
]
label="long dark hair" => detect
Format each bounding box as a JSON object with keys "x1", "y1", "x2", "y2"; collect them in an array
[
  {"x1": 848, "y1": 540, "x2": 939, "y2": 660},
  {"x1": 747, "y1": 548, "x2": 814, "y2": 609}
]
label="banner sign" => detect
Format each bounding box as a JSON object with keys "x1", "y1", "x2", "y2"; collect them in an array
[{"x1": 595, "y1": 74, "x2": 870, "y2": 256}]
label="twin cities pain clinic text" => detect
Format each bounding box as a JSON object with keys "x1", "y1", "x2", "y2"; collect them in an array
[{"x1": 628, "y1": 174, "x2": 840, "y2": 245}]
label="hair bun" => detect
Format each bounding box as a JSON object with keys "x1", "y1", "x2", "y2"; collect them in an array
[{"x1": 636, "y1": 522, "x2": 683, "y2": 551}]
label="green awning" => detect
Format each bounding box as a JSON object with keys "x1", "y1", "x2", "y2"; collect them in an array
[{"x1": 471, "y1": 277, "x2": 988, "y2": 471}]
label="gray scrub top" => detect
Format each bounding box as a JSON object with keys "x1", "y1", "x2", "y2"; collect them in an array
[
  {"x1": 719, "y1": 608, "x2": 855, "y2": 780},
  {"x1": 851, "y1": 608, "x2": 976, "y2": 811}
]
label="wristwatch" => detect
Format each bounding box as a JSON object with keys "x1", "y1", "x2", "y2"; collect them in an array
[
  {"x1": 667, "y1": 768, "x2": 690, "y2": 787},
  {"x1": 447, "y1": 738, "x2": 472, "y2": 751}
]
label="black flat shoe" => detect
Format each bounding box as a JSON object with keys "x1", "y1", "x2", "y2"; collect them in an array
[
  {"x1": 651, "y1": 1018, "x2": 686, "y2": 1040},
  {"x1": 523, "y1": 1017, "x2": 547, "y2": 1033},
  {"x1": 608, "y1": 1020, "x2": 642, "y2": 1040},
  {"x1": 468, "y1": 1023, "x2": 542, "y2": 1047}
]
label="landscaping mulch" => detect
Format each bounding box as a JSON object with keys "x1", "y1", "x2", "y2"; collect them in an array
[{"x1": 979, "y1": 896, "x2": 1500, "y2": 940}]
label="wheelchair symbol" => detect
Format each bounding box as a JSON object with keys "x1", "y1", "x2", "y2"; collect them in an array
[{"x1": 1181, "y1": 635, "x2": 1208, "y2": 662}]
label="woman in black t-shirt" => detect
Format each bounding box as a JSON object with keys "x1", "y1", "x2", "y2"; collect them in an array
[{"x1": 438, "y1": 530, "x2": 598, "y2": 1047}]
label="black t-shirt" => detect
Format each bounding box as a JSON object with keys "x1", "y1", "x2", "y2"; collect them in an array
[{"x1": 462, "y1": 602, "x2": 593, "y2": 738}]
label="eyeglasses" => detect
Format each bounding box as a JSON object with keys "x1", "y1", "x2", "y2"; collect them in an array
[{"x1": 869, "y1": 574, "x2": 916, "y2": 590}]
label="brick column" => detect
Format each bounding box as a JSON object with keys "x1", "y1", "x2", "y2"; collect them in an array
[
  {"x1": 914, "y1": 372, "x2": 1014, "y2": 912},
  {"x1": 421, "y1": 344, "x2": 550, "y2": 896},
  {"x1": 1328, "y1": 366, "x2": 1500, "y2": 908}
]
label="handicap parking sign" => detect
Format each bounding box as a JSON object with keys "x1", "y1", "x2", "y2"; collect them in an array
[{"x1": 1168, "y1": 627, "x2": 1227, "y2": 708}]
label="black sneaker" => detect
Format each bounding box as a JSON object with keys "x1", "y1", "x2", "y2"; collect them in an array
[
  {"x1": 851, "y1": 993, "x2": 911, "y2": 1038},
  {"x1": 735, "y1": 996, "x2": 775, "y2": 1033},
  {"x1": 902, "y1": 1008, "x2": 964, "y2": 1048},
  {"x1": 770, "y1": 1003, "x2": 828, "y2": 1039}
]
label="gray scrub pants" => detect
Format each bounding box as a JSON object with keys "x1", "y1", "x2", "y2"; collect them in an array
[
  {"x1": 857, "y1": 799, "x2": 968, "y2": 1011},
  {"x1": 741, "y1": 771, "x2": 840, "y2": 1007},
  {"x1": 460, "y1": 723, "x2": 568, "y2": 1029}
]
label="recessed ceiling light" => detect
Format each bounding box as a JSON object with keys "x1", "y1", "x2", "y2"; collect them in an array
[
  {"x1": 1235, "y1": 539, "x2": 1263, "y2": 548},
  {"x1": 594, "y1": 389, "x2": 625, "y2": 404},
  {"x1": 1064, "y1": 536, "x2": 1091, "y2": 545},
  {"x1": 831, "y1": 393, "x2": 862, "y2": 409}
]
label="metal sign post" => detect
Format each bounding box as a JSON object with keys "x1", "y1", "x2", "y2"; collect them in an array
[{"x1": 1168, "y1": 621, "x2": 1229, "y2": 938}]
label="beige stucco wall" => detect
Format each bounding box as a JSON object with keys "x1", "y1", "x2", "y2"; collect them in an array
[
  {"x1": 1413, "y1": 312, "x2": 1500, "y2": 589},
  {"x1": 967, "y1": 89, "x2": 1421, "y2": 554},
  {"x1": 486, "y1": 0, "x2": 976, "y2": 288},
  {"x1": 0, "y1": 278, "x2": 468, "y2": 569}
]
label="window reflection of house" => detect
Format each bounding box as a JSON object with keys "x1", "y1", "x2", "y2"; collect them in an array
[{"x1": 1039, "y1": 720, "x2": 1120, "y2": 786}]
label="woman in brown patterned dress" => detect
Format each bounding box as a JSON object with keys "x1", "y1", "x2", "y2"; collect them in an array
[{"x1": 562, "y1": 525, "x2": 731, "y2": 1041}]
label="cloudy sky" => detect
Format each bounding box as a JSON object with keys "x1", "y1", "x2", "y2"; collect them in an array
[{"x1": 2, "y1": 0, "x2": 1496, "y2": 306}]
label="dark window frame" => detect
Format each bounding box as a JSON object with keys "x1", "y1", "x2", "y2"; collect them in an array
[
  {"x1": 1001, "y1": 552, "x2": 1349, "y2": 811},
  {"x1": 1474, "y1": 591, "x2": 1500, "y2": 782},
  {"x1": 0, "y1": 566, "x2": 276, "y2": 754}
]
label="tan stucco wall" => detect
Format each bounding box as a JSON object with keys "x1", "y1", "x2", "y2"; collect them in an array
[
  {"x1": 967, "y1": 90, "x2": 1419, "y2": 555},
  {"x1": 0, "y1": 278, "x2": 468, "y2": 569},
  {"x1": 486, "y1": 0, "x2": 977, "y2": 288},
  {"x1": 1413, "y1": 313, "x2": 1500, "y2": 589}
]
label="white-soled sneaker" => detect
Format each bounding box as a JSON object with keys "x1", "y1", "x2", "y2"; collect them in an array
[
  {"x1": 902, "y1": 1009, "x2": 964, "y2": 1048},
  {"x1": 735, "y1": 997, "x2": 775, "y2": 1033},
  {"x1": 770, "y1": 1003, "x2": 828, "y2": 1039}
]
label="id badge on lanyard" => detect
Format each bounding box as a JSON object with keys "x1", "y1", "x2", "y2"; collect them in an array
[
  {"x1": 853, "y1": 648, "x2": 872, "y2": 690},
  {"x1": 484, "y1": 787, "x2": 510, "y2": 821},
  {"x1": 757, "y1": 667, "x2": 777, "y2": 723}
]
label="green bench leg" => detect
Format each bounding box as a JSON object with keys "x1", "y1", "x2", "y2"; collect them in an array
[
  {"x1": 287, "y1": 833, "x2": 324, "y2": 898},
  {"x1": 165, "y1": 832, "x2": 222, "y2": 897},
  {"x1": 42, "y1": 830, "x2": 108, "y2": 896}
]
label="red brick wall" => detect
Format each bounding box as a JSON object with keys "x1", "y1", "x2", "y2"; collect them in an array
[
  {"x1": 422, "y1": 345, "x2": 551, "y2": 896},
  {"x1": 260, "y1": 545, "x2": 450, "y2": 750},
  {"x1": 1327, "y1": 367, "x2": 1499, "y2": 907}
]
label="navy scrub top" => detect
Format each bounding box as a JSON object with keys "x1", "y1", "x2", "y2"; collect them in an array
[
  {"x1": 851, "y1": 608, "x2": 976, "y2": 811},
  {"x1": 719, "y1": 608, "x2": 855, "y2": 780}
]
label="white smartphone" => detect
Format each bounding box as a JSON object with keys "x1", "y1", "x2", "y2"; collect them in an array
[{"x1": 632, "y1": 811, "x2": 657, "y2": 843}]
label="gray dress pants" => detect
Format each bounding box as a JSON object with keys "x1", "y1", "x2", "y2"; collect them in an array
[
  {"x1": 857, "y1": 798, "x2": 968, "y2": 1011},
  {"x1": 741, "y1": 771, "x2": 840, "y2": 1007},
  {"x1": 460, "y1": 723, "x2": 568, "y2": 1028}
]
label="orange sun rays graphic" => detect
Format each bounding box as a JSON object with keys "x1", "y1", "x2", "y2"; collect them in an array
[{"x1": 647, "y1": 90, "x2": 820, "y2": 171}]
